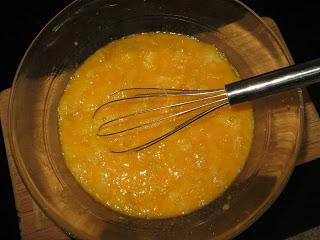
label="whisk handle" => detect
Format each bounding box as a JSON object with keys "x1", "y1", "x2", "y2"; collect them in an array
[{"x1": 225, "y1": 58, "x2": 320, "y2": 105}]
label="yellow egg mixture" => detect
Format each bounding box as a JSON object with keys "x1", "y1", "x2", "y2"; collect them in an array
[{"x1": 58, "y1": 32, "x2": 254, "y2": 218}]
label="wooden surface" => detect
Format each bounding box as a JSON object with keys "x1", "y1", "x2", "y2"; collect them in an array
[
  {"x1": 1, "y1": 18, "x2": 320, "y2": 240},
  {"x1": 263, "y1": 17, "x2": 320, "y2": 165},
  {"x1": 0, "y1": 89, "x2": 68, "y2": 240}
]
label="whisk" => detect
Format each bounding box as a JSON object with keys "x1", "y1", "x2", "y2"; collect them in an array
[{"x1": 93, "y1": 58, "x2": 320, "y2": 153}]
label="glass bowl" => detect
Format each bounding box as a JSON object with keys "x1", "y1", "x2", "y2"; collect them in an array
[{"x1": 8, "y1": 0, "x2": 303, "y2": 239}]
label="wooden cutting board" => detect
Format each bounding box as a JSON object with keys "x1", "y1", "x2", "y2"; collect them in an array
[{"x1": 0, "y1": 17, "x2": 320, "y2": 240}]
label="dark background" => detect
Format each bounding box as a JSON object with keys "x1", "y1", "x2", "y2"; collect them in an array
[{"x1": 1, "y1": 0, "x2": 320, "y2": 239}]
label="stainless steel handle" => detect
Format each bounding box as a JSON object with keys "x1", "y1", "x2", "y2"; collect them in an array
[{"x1": 225, "y1": 58, "x2": 320, "y2": 105}]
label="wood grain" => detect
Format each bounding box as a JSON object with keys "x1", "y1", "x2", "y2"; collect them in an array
[{"x1": 0, "y1": 18, "x2": 319, "y2": 239}]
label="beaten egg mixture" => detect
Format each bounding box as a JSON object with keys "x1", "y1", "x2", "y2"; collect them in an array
[{"x1": 58, "y1": 32, "x2": 253, "y2": 218}]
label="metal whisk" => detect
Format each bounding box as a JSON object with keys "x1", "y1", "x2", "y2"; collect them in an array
[{"x1": 93, "y1": 58, "x2": 320, "y2": 153}]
